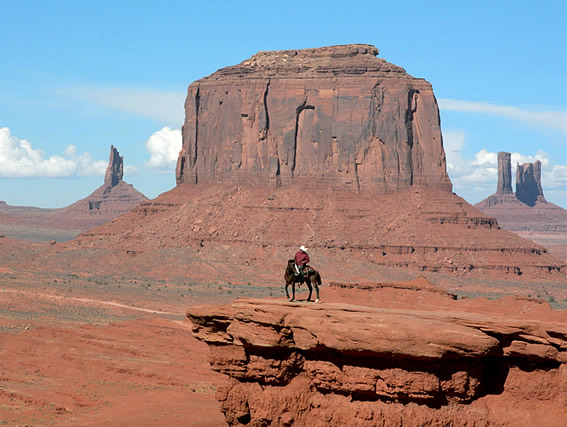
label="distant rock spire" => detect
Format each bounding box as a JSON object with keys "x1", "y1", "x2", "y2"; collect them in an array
[
  {"x1": 496, "y1": 152, "x2": 513, "y2": 194},
  {"x1": 516, "y1": 160, "x2": 545, "y2": 206},
  {"x1": 104, "y1": 145, "x2": 124, "y2": 188}
]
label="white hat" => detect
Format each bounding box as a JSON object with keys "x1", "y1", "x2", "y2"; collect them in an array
[{"x1": 299, "y1": 245, "x2": 308, "y2": 252}]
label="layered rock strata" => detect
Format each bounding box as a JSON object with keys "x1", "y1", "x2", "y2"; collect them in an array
[
  {"x1": 188, "y1": 299, "x2": 567, "y2": 426},
  {"x1": 176, "y1": 44, "x2": 452, "y2": 193},
  {"x1": 56, "y1": 184, "x2": 565, "y2": 280}
]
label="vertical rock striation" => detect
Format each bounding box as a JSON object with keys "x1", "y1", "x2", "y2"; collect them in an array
[
  {"x1": 516, "y1": 160, "x2": 545, "y2": 206},
  {"x1": 104, "y1": 145, "x2": 124, "y2": 188},
  {"x1": 176, "y1": 44, "x2": 452, "y2": 193},
  {"x1": 497, "y1": 151, "x2": 513, "y2": 194}
]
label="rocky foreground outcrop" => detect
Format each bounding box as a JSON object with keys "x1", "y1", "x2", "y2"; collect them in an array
[
  {"x1": 176, "y1": 44, "x2": 451, "y2": 193},
  {"x1": 188, "y1": 298, "x2": 567, "y2": 426}
]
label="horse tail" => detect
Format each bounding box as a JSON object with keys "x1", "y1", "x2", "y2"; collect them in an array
[{"x1": 316, "y1": 271, "x2": 322, "y2": 286}]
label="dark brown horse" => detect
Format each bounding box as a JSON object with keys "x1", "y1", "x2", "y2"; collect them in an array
[{"x1": 284, "y1": 259, "x2": 321, "y2": 302}]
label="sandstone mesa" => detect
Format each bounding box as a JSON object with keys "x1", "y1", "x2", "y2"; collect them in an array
[{"x1": 176, "y1": 44, "x2": 451, "y2": 193}]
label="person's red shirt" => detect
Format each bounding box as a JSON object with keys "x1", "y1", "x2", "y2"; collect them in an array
[{"x1": 295, "y1": 250, "x2": 310, "y2": 266}]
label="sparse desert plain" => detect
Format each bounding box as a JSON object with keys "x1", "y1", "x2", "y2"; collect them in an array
[{"x1": 1, "y1": 237, "x2": 566, "y2": 425}]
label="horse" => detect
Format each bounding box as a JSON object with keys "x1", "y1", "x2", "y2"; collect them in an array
[{"x1": 284, "y1": 259, "x2": 322, "y2": 303}]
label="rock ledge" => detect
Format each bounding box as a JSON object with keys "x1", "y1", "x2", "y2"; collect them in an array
[{"x1": 188, "y1": 298, "x2": 567, "y2": 426}]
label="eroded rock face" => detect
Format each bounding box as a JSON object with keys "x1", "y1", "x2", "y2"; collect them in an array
[
  {"x1": 104, "y1": 145, "x2": 124, "y2": 187},
  {"x1": 188, "y1": 299, "x2": 567, "y2": 426},
  {"x1": 176, "y1": 44, "x2": 452, "y2": 193},
  {"x1": 497, "y1": 151, "x2": 513, "y2": 194},
  {"x1": 516, "y1": 160, "x2": 545, "y2": 206}
]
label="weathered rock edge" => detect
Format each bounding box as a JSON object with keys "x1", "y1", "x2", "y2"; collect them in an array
[{"x1": 187, "y1": 298, "x2": 567, "y2": 426}]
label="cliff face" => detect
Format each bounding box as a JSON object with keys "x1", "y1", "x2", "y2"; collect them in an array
[
  {"x1": 188, "y1": 298, "x2": 567, "y2": 426},
  {"x1": 176, "y1": 44, "x2": 451, "y2": 193},
  {"x1": 516, "y1": 160, "x2": 545, "y2": 206},
  {"x1": 497, "y1": 151, "x2": 513, "y2": 194},
  {"x1": 104, "y1": 145, "x2": 124, "y2": 187}
]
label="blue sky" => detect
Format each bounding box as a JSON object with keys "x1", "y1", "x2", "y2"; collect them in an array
[{"x1": 1, "y1": 0, "x2": 566, "y2": 208}]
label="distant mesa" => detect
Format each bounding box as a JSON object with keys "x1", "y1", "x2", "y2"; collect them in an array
[
  {"x1": 0, "y1": 145, "x2": 148, "y2": 240},
  {"x1": 496, "y1": 152, "x2": 513, "y2": 195},
  {"x1": 479, "y1": 152, "x2": 548, "y2": 208},
  {"x1": 49, "y1": 145, "x2": 148, "y2": 229},
  {"x1": 476, "y1": 152, "x2": 567, "y2": 261},
  {"x1": 476, "y1": 151, "x2": 557, "y2": 211}
]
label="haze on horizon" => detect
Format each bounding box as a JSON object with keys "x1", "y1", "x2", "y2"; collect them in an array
[{"x1": 1, "y1": 0, "x2": 565, "y2": 209}]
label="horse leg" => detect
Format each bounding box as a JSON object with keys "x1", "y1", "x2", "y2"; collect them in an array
[
  {"x1": 289, "y1": 281, "x2": 295, "y2": 302},
  {"x1": 285, "y1": 281, "x2": 290, "y2": 299},
  {"x1": 306, "y1": 278, "x2": 313, "y2": 302},
  {"x1": 313, "y1": 272, "x2": 321, "y2": 303}
]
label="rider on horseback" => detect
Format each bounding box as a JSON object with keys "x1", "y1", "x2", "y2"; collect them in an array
[{"x1": 294, "y1": 245, "x2": 310, "y2": 278}]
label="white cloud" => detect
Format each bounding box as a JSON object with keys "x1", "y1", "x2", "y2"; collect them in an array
[
  {"x1": 438, "y1": 99, "x2": 567, "y2": 135},
  {"x1": 443, "y1": 129, "x2": 567, "y2": 206},
  {"x1": 0, "y1": 127, "x2": 106, "y2": 178},
  {"x1": 472, "y1": 149, "x2": 497, "y2": 166},
  {"x1": 57, "y1": 85, "x2": 186, "y2": 126},
  {"x1": 144, "y1": 126, "x2": 182, "y2": 172}
]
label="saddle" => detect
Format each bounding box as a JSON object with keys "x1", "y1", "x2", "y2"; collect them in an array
[{"x1": 294, "y1": 263, "x2": 311, "y2": 278}]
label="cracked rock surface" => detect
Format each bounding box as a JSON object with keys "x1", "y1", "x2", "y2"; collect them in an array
[{"x1": 188, "y1": 298, "x2": 567, "y2": 426}]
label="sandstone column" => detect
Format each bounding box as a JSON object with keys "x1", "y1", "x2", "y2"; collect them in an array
[
  {"x1": 104, "y1": 145, "x2": 124, "y2": 188},
  {"x1": 496, "y1": 152, "x2": 513, "y2": 194},
  {"x1": 516, "y1": 160, "x2": 545, "y2": 206}
]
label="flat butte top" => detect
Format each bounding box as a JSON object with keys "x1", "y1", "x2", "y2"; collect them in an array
[{"x1": 200, "y1": 44, "x2": 414, "y2": 81}]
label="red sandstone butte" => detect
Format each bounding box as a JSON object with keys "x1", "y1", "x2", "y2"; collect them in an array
[{"x1": 176, "y1": 44, "x2": 451, "y2": 193}]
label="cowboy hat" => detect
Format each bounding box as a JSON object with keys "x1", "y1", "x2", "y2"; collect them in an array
[{"x1": 299, "y1": 245, "x2": 308, "y2": 252}]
